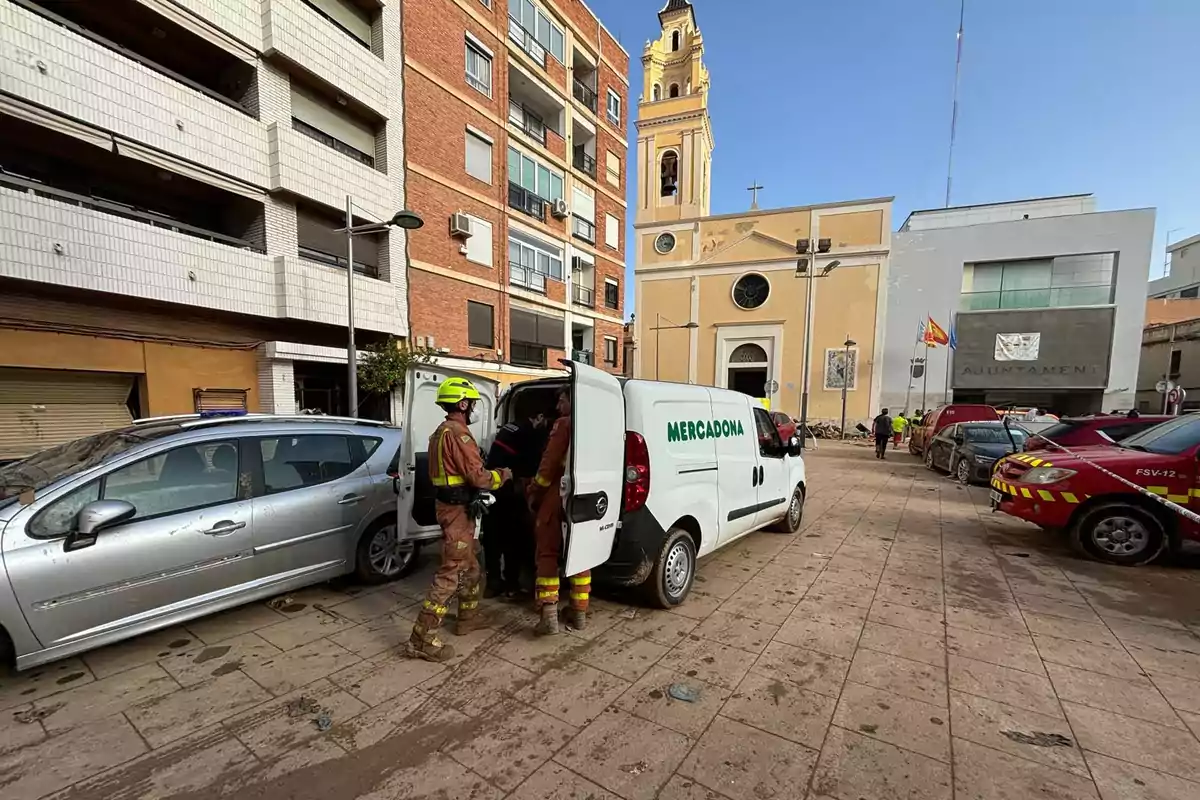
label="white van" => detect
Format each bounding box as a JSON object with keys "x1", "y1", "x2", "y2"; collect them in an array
[{"x1": 395, "y1": 361, "x2": 807, "y2": 606}]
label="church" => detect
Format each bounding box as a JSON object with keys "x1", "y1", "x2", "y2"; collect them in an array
[{"x1": 633, "y1": 0, "x2": 893, "y2": 425}]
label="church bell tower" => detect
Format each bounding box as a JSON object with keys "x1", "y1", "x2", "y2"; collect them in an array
[{"x1": 636, "y1": 0, "x2": 713, "y2": 225}]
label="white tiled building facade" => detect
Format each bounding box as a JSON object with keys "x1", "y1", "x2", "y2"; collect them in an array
[{"x1": 0, "y1": 0, "x2": 409, "y2": 421}]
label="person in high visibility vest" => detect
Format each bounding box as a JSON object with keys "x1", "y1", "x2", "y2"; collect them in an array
[
  {"x1": 891, "y1": 414, "x2": 908, "y2": 449},
  {"x1": 405, "y1": 377, "x2": 511, "y2": 662},
  {"x1": 527, "y1": 387, "x2": 589, "y2": 635}
]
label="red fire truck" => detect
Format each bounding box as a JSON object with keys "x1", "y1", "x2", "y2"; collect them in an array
[{"x1": 990, "y1": 414, "x2": 1200, "y2": 566}]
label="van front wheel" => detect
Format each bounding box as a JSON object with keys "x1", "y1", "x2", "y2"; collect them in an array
[
  {"x1": 642, "y1": 528, "x2": 697, "y2": 608},
  {"x1": 769, "y1": 486, "x2": 805, "y2": 533}
]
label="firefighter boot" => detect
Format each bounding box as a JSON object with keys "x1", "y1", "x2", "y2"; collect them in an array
[
  {"x1": 454, "y1": 606, "x2": 490, "y2": 635},
  {"x1": 534, "y1": 603, "x2": 560, "y2": 636},
  {"x1": 565, "y1": 609, "x2": 587, "y2": 632},
  {"x1": 403, "y1": 633, "x2": 456, "y2": 662}
]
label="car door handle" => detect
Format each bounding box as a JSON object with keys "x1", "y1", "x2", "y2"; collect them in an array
[
  {"x1": 205, "y1": 521, "x2": 246, "y2": 537},
  {"x1": 338, "y1": 494, "x2": 366, "y2": 505}
]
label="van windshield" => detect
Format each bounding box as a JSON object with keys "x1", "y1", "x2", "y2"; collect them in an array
[
  {"x1": 1117, "y1": 414, "x2": 1200, "y2": 455},
  {"x1": 0, "y1": 425, "x2": 180, "y2": 507}
]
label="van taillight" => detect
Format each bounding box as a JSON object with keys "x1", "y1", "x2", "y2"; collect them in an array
[{"x1": 622, "y1": 431, "x2": 650, "y2": 513}]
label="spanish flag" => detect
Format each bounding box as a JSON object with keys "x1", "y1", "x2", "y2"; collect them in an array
[{"x1": 924, "y1": 316, "x2": 950, "y2": 347}]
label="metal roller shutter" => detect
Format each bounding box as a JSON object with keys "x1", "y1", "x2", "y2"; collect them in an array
[{"x1": 0, "y1": 369, "x2": 135, "y2": 461}]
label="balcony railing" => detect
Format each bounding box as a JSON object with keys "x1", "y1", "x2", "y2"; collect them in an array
[
  {"x1": 511, "y1": 341, "x2": 548, "y2": 368},
  {"x1": 298, "y1": 245, "x2": 379, "y2": 278},
  {"x1": 960, "y1": 285, "x2": 1113, "y2": 312},
  {"x1": 572, "y1": 284, "x2": 595, "y2": 308},
  {"x1": 571, "y1": 215, "x2": 595, "y2": 244},
  {"x1": 573, "y1": 148, "x2": 596, "y2": 178},
  {"x1": 507, "y1": 18, "x2": 546, "y2": 66},
  {"x1": 292, "y1": 118, "x2": 375, "y2": 168},
  {"x1": 507, "y1": 182, "x2": 546, "y2": 221},
  {"x1": 572, "y1": 349, "x2": 594, "y2": 365},
  {"x1": 508, "y1": 99, "x2": 547, "y2": 145},
  {"x1": 300, "y1": 0, "x2": 372, "y2": 50},
  {"x1": 0, "y1": 171, "x2": 263, "y2": 252},
  {"x1": 573, "y1": 78, "x2": 597, "y2": 112},
  {"x1": 509, "y1": 261, "x2": 547, "y2": 293}
]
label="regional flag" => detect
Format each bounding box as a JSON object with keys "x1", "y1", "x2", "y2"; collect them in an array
[{"x1": 924, "y1": 316, "x2": 950, "y2": 347}]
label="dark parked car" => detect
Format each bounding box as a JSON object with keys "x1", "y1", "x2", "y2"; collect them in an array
[
  {"x1": 925, "y1": 422, "x2": 1027, "y2": 485},
  {"x1": 1023, "y1": 415, "x2": 1173, "y2": 452}
]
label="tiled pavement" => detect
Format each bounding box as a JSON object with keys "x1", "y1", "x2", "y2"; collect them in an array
[{"x1": 5, "y1": 443, "x2": 1200, "y2": 799}]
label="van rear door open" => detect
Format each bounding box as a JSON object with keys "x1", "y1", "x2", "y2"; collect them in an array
[{"x1": 564, "y1": 362, "x2": 625, "y2": 576}]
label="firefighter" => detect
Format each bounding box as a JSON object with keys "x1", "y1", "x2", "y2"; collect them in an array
[
  {"x1": 527, "y1": 387, "x2": 589, "y2": 635},
  {"x1": 405, "y1": 377, "x2": 511, "y2": 662},
  {"x1": 482, "y1": 411, "x2": 550, "y2": 598}
]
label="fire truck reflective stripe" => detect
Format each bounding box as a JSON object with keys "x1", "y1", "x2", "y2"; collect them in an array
[
  {"x1": 1147, "y1": 486, "x2": 1168, "y2": 496},
  {"x1": 1169, "y1": 495, "x2": 1190, "y2": 504},
  {"x1": 1061, "y1": 492, "x2": 1080, "y2": 503},
  {"x1": 1020, "y1": 488, "x2": 1033, "y2": 498},
  {"x1": 1037, "y1": 490, "x2": 1055, "y2": 501},
  {"x1": 1028, "y1": 458, "x2": 1044, "y2": 467},
  {"x1": 1191, "y1": 489, "x2": 1200, "y2": 498}
]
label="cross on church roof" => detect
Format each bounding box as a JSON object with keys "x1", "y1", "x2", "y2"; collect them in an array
[{"x1": 747, "y1": 181, "x2": 763, "y2": 210}]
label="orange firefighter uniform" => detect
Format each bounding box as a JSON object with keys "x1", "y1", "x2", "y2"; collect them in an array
[
  {"x1": 407, "y1": 414, "x2": 506, "y2": 660},
  {"x1": 529, "y1": 416, "x2": 590, "y2": 628}
]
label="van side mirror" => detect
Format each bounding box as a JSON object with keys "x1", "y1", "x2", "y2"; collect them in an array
[
  {"x1": 787, "y1": 436, "x2": 803, "y2": 457},
  {"x1": 64, "y1": 500, "x2": 136, "y2": 552}
]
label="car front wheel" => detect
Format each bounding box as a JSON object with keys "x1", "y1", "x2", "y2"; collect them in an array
[
  {"x1": 1072, "y1": 503, "x2": 1166, "y2": 566},
  {"x1": 355, "y1": 516, "x2": 421, "y2": 583},
  {"x1": 925, "y1": 447, "x2": 937, "y2": 471},
  {"x1": 954, "y1": 458, "x2": 972, "y2": 485}
]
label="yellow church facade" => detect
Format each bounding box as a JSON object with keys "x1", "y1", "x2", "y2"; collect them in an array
[{"x1": 633, "y1": 1, "x2": 892, "y2": 423}]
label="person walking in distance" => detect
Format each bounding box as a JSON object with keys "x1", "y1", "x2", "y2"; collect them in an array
[
  {"x1": 405, "y1": 377, "x2": 511, "y2": 662},
  {"x1": 891, "y1": 412, "x2": 908, "y2": 450},
  {"x1": 872, "y1": 407, "x2": 893, "y2": 460},
  {"x1": 527, "y1": 387, "x2": 589, "y2": 635}
]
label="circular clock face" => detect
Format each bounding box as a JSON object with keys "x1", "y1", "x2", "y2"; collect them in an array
[
  {"x1": 732, "y1": 274, "x2": 770, "y2": 310},
  {"x1": 654, "y1": 232, "x2": 676, "y2": 254}
]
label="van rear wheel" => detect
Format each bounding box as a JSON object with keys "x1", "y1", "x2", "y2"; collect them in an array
[
  {"x1": 642, "y1": 528, "x2": 696, "y2": 608},
  {"x1": 1072, "y1": 503, "x2": 1166, "y2": 567},
  {"x1": 769, "y1": 486, "x2": 804, "y2": 533}
]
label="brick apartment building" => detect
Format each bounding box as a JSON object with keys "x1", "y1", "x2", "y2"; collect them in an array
[{"x1": 402, "y1": 0, "x2": 630, "y2": 387}]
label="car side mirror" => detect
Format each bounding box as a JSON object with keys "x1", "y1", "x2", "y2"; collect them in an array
[
  {"x1": 64, "y1": 500, "x2": 136, "y2": 552},
  {"x1": 953, "y1": 434, "x2": 964, "y2": 444}
]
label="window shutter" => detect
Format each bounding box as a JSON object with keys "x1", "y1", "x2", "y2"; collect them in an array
[
  {"x1": 465, "y1": 132, "x2": 492, "y2": 183},
  {"x1": 194, "y1": 389, "x2": 248, "y2": 413}
]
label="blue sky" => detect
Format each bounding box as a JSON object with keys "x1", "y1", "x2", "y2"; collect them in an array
[{"x1": 587, "y1": 0, "x2": 1200, "y2": 312}]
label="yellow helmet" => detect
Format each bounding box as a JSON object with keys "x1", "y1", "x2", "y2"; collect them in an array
[{"x1": 436, "y1": 377, "x2": 482, "y2": 405}]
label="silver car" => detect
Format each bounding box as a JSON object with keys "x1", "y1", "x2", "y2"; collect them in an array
[{"x1": 0, "y1": 414, "x2": 415, "y2": 670}]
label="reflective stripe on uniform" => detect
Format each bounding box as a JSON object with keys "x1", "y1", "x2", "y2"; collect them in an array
[
  {"x1": 570, "y1": 575, "x2": 591, "y2": 586},
  {"x1": 536, "y1": 591, "x2": 558, "y2": 600},
  {"x1": 570, "y1": 593, "x2": 589, "y2": 601},
  {"x1": 536, "y1": 577, "x2": 560, "y2": 586},
  {"x1": 459, "y1": 600, "x2": 478, "y2": 610},
  {"x1": 534, "y1": 474, "x2": 552, "y2": 488},
  {"x1": 431, "y1": 429, "x2": 466, "y2": 487},
  {"x1": 423, "y1": 600, "x2": 448, "y2": 615},
  {"x1": 489, "y1": 470, "x2": 503, "y2": 490}
]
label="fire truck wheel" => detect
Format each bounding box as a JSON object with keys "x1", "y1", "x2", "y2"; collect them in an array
[{"x1": 1073, "y1": 503, "x2": 1166, "y2": 567}]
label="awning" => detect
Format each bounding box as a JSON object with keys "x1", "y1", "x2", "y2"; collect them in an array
[
  {"x1": 134, "y1": 0, "x2": 258, "y2": 64},
  {"x1": 0, "y1": 95, "x2": 113, "y2": 151},
  {"x1": 114, "y1": 139, "x2": 266, "y2": 199}
]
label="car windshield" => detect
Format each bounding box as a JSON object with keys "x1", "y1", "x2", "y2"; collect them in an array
[
  {"x1": 1117, "y1": 414, "x2": 1200, "y2": 455},
  {"x1": 964, "y1": 426, "x2": 1026, "y2": 445},
  {"x1": 0, "y1": 424, "x2": 180, "y2": 507}
]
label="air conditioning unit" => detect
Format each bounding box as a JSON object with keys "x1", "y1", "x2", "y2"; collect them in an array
[
  {"x1": 415, "y1": 336, "x2": 426, "y2": 348},
  {"x1": 551, "y1": 198, "x2": 570, "y2": 219},
  {"x1": 449, "y1": 212, "x2": 473, "y2": 238}
]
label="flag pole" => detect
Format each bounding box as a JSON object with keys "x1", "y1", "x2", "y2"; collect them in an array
[
  {"x1": 903, "y1": 315, "x2": 922, "y2": 415},
  {"x1": 944, "y1": 310, "x2": 955, "y2": 403},
  {"x1": 920, "y1": 312, "x2": 930, "y2": 412}
]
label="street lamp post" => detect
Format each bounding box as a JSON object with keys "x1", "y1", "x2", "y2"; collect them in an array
[
  {"x1": 839, "y1": 335, "x2": 856, "y2": 440},
  {"x1": 795, "y1": 237, "x2": 841, "y2": 448},
  {"x1": 340, "y1": 197, "x2": 425, "y2": 417},
  {"x1": 650, "y1": 314, "x2": 699, "y2": 381}
]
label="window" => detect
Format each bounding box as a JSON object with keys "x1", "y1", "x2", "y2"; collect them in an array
[
  {"x1": 507, "y1": 147, "x2": 564, "y2": 202},
  {"x1": 672, "y1": 30, "x2": 681, "y2": 51},
  {"x1": 1117, "y1": 415, "x2": 1200, "y2": 455},
  {"x1": 961, "y1": 254, "x2": 1116, "y2": 311},
  {"x1": 1170, "y1": 349, "x2": 1182, "y2": 377},
  {"x1": 604, "y1": 336, "x2": 618, "y2": 366},
  {"x1": 512, "y1": 0, "x2": 565, "y2": 63},
  {"x1": 259, "y1": 435, "x2": 355, "y2": 494},
  {"x1": 303, "y1": 0, "x2": 373, "y2": 48},
  {"x1": 668, "y1": 84, "x2": 679, "y2": 98},
  {"x1": 297, "y1": 203, "x2": 379, "y2": 277},
  {"x1": 465, "y1": 129, "x2": 493, "y2": 183},
  {"x1": 752, "y1": 408, "x2": 784, "y2": 457},
  {"x1": 733, "y1": 274, "x2": 770, "y2": 310},
  {"x1": 605, "y1": 151, "x2": 621, "y2": 187},
  {"x1": 465, "y1": 38, "x2": 493, "y2": 96},
  {"x1": 604, "y1": 278, "x2": 620, "y2": 310},
  {"x1": 509, "y1": 233, "x2": 564, "y2": 290},
  {"x1": 652, "y1": 84, "x2": 661, "y2": 101},
  {"x1": 291, "y1": 82, "x2": 377, "y2": 167},
  {"x1": 464, "y1": 215, "x2": 493, "y2": 266},
  {"x1": 605, "y1": 213, "x2": 620, "y2": 249},
  {"x1": 606, "y1": 90, "x2": 621, "y2": 125},
  {"x1": 660, "y1": 151, "x2": 678, "y2": 197},
  {"x1": 468, "y1": 301, "x2": 495, "y2": 348},
  {"x1": 1182, "y1": 287, "x2": 1199, "y2": 298},
  {"x1": 30, "y1": 482, "x2": 100, "y2": 538}
]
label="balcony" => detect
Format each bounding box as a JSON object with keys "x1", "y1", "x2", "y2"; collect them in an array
[
  {"x1": 270, "y1": 122, "x2": 392, "y2": 222},
  {"x1": 573, "y1": 79, "x2": 598, "y2": 113},
  {"x1": 572, "y1": 284, "x2": 595, "y2": 308},
  {"x1": 508, "y1": 182, "x2": 547, "y2": 222},
  {"x1": 509, "y1": 261, "x2": 547, "y2": 293},
  {"x1": 572, "y1": 349, "x2": 594, "y2": 365},
  {"x1": 959, "y1": 285, "x2": 1114, "y2": 312},
  {"x1": 510, "y1": 341, "x2": 548, "y2": 368},
  {"x1": 508, "y1": 100, "x2": 547, "y2": 146},
  {"x1": 572, "y1": 215, "x2": 596, "y2": 244},
  {"x1": 573, "y1": 148, "x2": 597, "y2": 179},
  {"x1": 507, "y1": 18, "x2": 546, "y2": 67},
  {"x1": 292, "y1": 118, "x2": 374, "y2": 168}
]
